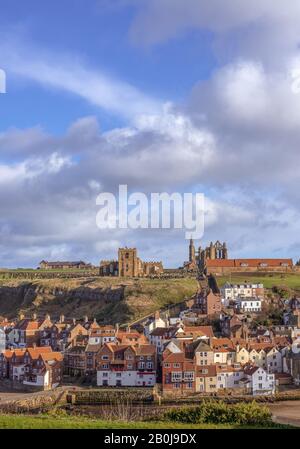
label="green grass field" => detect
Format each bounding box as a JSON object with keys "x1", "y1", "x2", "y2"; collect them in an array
[
  {"x1": 217, "y1": 273, "x2": 300, "y2": 290},
  {"x1": 0, "y1": 414, "x2": 291, "y2": 429}
]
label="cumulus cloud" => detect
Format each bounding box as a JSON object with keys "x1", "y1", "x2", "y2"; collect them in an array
[
  {"x1": 1, "y1": 109, "x2": 300, "y2": 268},
  {"x1": 0, "y1": 108, "x2": 215, "y2": 267},
  {"x1": 189, "y1": 60, "x2": 300, "y2": 132},
  {"x1": 1, "y1": 4, "x2": 300, "y2": 267},
  {"x1": 0, "y1": 126, "x2": 54, "y2": 160},
  {"x1": 129, "y1": 0, "x2": 300, "y2": 64},
  {"x1": 182, "y1": 58, "x2": 300, "y2": 205}
]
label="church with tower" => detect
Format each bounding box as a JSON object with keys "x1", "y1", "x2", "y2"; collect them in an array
[
  {"x1": 185, "y1": 239, "x2": 294, "y2": 275},
  {"x1": 184, "y1": 239, "x2": 228, "y2": 272}
]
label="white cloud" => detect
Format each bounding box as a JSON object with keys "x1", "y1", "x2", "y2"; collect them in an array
[
  {"x1": 129, "y1": 0, "x2": 300, "y2": 65},
  {"x1": 189, "y1": 59, "x2": 300, "y2": 132},
  {"x1": 0, "y1": 126, "x2": 53, "y2": 159},
  {"x1": 0, "y1": 152, "x2": 72, "y2": 186},
  {"x1": 1, "y1": 5, "x2": 300, "y2": 267},
  {"x1": 0, "y1": 36, "x2": 161, "y2": 120},
  {"x1": 1, "y1": 111, "x2": 300, "y2": 268}
]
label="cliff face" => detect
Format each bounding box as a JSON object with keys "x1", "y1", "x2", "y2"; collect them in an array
[{"x1": 0, "y1": 277, "x2": 198, "y2": 325}]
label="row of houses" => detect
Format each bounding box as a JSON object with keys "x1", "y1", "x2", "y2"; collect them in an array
[
  {"x1": 59, "y1": 323, "x2": 295, "y2": 393},
  {"x1": 1, "y1": 311, "x2": 300, "y2": 395},
  {"x1": 2, "y1": 314, "x2": 95, "y2": 350},
  {"x1": 0, "y1": 347, "x2": 63, "y2": 389},
  {"x1": 220, "y1": 282, "x2": 265, "y2": 302},
  {"x1": 194, "y1": 287, "x2": 264, "y2": 317},
  {"x1": 162, "y1": 340, "x2": 276, "y2": 397},
  {"x1": 160, "y1": 336, "x2": 294, "y2": 396}
]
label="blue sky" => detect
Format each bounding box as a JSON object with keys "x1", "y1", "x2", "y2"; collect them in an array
[
  {"x1": 0, "y1": 0, "x2": 216, "y2": 133},
  {"x1": 1, "y1": 0, "x2": 300, "y2": 268}
]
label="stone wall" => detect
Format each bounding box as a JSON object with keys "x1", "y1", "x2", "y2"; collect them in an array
[
  {"x1": 67, "y1": 388, "x2": 154, "y2": 405},
  {"x1": 0, "y1": 389, "x2": 67, "y2": 413},
  {"x1": 0, "y1": 270, "x2": 99, "y2": 280}
]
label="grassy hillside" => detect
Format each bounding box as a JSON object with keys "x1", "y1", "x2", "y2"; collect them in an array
[
  {"x1": 0, "y1": 277, "x2": 198, "y2": 325},
  {"x1": 216, "y1": 273, "x2": 300, "y2": 290}
]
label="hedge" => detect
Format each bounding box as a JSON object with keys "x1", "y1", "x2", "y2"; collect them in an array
[{"x1": 163, "y1": 400, "x2": 272, "y2": 425}]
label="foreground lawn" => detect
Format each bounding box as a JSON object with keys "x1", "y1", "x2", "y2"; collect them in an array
[{"x1": 0, "y1": 414, "x2": 291, "y2": 429}]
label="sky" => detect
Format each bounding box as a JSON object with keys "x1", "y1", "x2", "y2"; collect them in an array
[{"x1": 1, "y1": 0, "x2": 300, "y2": 268}]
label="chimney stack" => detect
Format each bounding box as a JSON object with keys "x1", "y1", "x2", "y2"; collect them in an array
[
  {"x1": 32, "y1": 313, "x2": 37, "y2": 321},
  {"x1": 84, "y1": 315, "x2": 89, "y2": 323},
  {"x1": 60, "y1": 315, "x2": 65, "y2": 323},
  {"x1": 45, "y1": 313, "x2": 50, "y2": 321},
  {"x1": 73, "y1": 318, "x2": 76, "y2": 325}
]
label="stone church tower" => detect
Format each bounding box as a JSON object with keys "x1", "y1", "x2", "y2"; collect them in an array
[{"x1": 118, "y1": 248, "x2": 139, "y2": 277}]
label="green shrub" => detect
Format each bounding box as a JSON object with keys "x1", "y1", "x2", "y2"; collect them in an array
[
  {"x1": 164, "y1": 401, "x2": 272, "y2": 426},
  {"x1": 228, "y1": 401, "x2": 272, "y2": 425}
]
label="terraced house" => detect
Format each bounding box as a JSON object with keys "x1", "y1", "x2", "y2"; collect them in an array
[
  {"x1": 161, "y1": 333, "x2": 290, "y2": 397},
  {"x1": 96, "y1": 343, "x2": 156, "y2": 387},
  {"x1": 40, "y1": 319, "x2": 89, "y2": 351},
  {"x1": 8, "y1": 314, "x2": 52, "y2": 348},
  {"x1": 0, "y1": 346, "x2": 63, "y2": 390}
]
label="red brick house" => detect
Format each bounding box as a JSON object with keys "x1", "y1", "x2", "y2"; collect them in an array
[
  {"x1": 197, "y1": 290, "x2": 222, "y2": 316},
  {"x1": 85, "y1": 343, "x2": 102, "y2": 375},
  {"x1": 162, "y1": 342, "x2": 195, "y2": 396},
  {"x1": 96, "y1": 343, "x2": 156, "y2": 387}
]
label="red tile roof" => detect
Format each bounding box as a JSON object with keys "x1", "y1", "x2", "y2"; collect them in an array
[
  {"x1": 196, "y1": 365, "x2": 217, "y2": 377},
  {"x1": 207, "y1": 258, "x2": 293, "y2": 268},
  {"x1": 17, "y1": 319, "x2": 40, "y2": 331},
  {"x1": 40, "y1": 352, "x2": 63, "y2": 362},
  {"x1": 244, "y1": 366, "x2": 260, "y2": 375},
  {"x1": 26, "y1": 347, "x2": 53, "y2": 359},
  {"x1": 211, "y1": 338, "x2": 235, "y2": 350},
  {"x1": 183, "y1": 326, "x2": 214, "y2": 338},
  {"x1": 136, "y1": 345, "x2": 156, "y2": 355}
]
